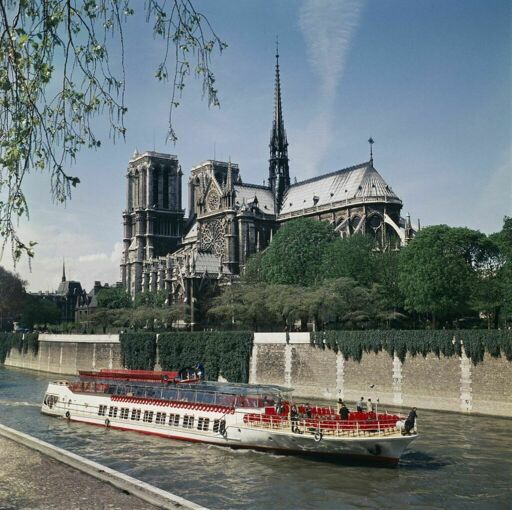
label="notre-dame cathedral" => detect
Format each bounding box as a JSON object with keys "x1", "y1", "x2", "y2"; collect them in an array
[{"x1": 121, "y1": 50, "x2": 414, "y2": 315}]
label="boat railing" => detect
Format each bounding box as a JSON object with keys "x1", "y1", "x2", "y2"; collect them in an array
[{"x1": 242, "y1": 413, "x2": 402, "y2": 438}]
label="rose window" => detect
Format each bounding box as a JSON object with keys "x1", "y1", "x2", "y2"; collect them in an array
[{"x1": 200, "y1": 219, "x2": 225, "y2": 257}]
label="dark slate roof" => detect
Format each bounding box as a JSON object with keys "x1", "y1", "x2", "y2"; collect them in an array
[{"x1": 279, "y1": 162, "x2": 400, "y2": 215}]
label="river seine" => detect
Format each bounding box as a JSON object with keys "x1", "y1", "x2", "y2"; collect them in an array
[{"x1": 0, "y1": 367, "x2": 510, "y2": 509}]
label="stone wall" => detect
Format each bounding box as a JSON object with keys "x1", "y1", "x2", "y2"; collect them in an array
[
  {"x1": 250, "y1": 333, "x2": 512, "y2": 418},
  {"x1": 4, "y1": 332, "x2": 512, "y2": 417},
  {"x1": 4, "y1": 334, "x2": 122, "y2": 375}
]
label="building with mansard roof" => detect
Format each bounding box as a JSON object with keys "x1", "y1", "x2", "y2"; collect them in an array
[{"x1": 120, "y1": 49, "x2": 414, "y2": 320}]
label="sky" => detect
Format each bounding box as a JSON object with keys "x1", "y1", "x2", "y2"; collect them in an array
[{"x1": 3, "y1": 0, "x2": 511, "y2": 292}]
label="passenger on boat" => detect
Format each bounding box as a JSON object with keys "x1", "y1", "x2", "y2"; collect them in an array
[
  {"x1": 195, "y1": 362, "x2": 205, "y2": 380},
  {"x1": 340, "y1": 403, "x2": 349, "y2": 421},
  {"x1": 404, "y1": 408, "x2": 417, "y2": 434},
  {"x1": 290, "y1": 404, "x2": 299, "y2": 432},
  {"x1": 367, "y1": 398, "x2": 374, "y2": 413},
  {"x1": 304, "y1": 403, "x2": 312, "y2": 419},
  {"x1": 275, "y1": 397, "x2": 284, "y2": 415},
  {"x1": 356, "y1": 397, "x2": 364, "y2": 412},
  {"x1": 336, "y1": 398, "x2": 343, "y2": 413}
]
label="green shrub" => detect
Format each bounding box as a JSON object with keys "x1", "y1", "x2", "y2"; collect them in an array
[
  {"x1": 119, "y1": 332, "x2": 157, "y2": 370},
  {"x1": 0, "y1": 332, "x2": 39, "y2": 363},
  {"x1": 158, "y1": 331, "x2": 253, "y2": 383}
]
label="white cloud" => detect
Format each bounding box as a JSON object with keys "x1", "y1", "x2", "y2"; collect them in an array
[
  {"x1": 2, "y1": 219, "x2": 123, "y2": 292},
  {"x1": 297, "y1": 0, "x2": 364, "y2": 175}
]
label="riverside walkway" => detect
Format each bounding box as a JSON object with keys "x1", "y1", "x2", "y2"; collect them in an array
[{"x1": 0, "y1": 425, "x2": 207, "y2": 510}]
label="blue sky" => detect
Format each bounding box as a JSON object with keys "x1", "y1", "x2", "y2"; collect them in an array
[{"x1": 5, "y1": 0, "x2": 511, "y2": 291}]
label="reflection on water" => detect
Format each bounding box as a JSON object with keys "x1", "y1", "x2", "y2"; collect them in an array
[{"x1": 0, "y1": 367, "x2": 511, "y2": 510}]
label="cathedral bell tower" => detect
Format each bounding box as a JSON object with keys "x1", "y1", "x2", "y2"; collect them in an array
[{"x1": 268, "y1": 41, "x2": 290, "y2": 212}]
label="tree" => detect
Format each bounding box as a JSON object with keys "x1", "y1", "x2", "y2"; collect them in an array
[
  {"x1": 20, "y1": 295, "x2": 60, "y2": 329},
  {"x1": 260, "y1": 218, "x2": 336, "y2": 287},
  {"x1": 488, "y1": 216, "x2": 512, "y2": 325},
  {"x1": 96, "y1": 286, "x2": 131, "y2": 309},
  {"x1": 0, "y1": 1, "x2": 225, "y2": 259},
  {"x1": 133, "y1": 289, "x2": 168, "y2": 308},
  {"x1": 321, "y1": 234, "x2": 376, "y2": 286},
  {"x1": 398, "y1": 225, "x2": 490, "y2": 328},
  {"x1": 0, "y1": 265, "x2": 26, "y2": 329}
]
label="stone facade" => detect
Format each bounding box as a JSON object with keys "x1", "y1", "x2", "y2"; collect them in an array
[
  {"x1": 250, "y1": 333, "x2": 512, "y2": 417},
  {"x1": 121, "y1": 152, "x2": 184, "y2": 296}
]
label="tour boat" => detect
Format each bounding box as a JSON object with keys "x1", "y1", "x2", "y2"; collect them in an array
[{"x1": 41, "y1": 369, "x2": 418, "y2": 464}]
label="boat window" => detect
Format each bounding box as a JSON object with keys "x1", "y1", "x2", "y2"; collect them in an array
[
  {"x1": 108, "y1": 406, "x2": 118, "y2": 418},
  {"x1": 183, "y1": 415, "x2": 194, "y2": 429},
  {"x1": 143, "y1": 410, "x2": 154, "y2": 423},
  {"x1": 131, "y1": 409, "x2": 141, "y2": 421},
  {"x1": 120, "y1": 408, "x2": 129, "y2": 419},
  {"x1": 169, "y1": 414, "x2": 180, "y2": 426},
  {"x1": 197, "y1": 417, "x2": 210, "y2": 431},
  {"x1": 98, "y1": 405, "x2": 108, "y2": 416},
  {"x1": 155, "y1": 412, "x2": 167, "y2": 424},
  {"x1": 213, "y1": 419, "x2": 220, "y2": 433}
]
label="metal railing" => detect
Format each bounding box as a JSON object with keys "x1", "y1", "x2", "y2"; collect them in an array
[{"x1": 242, "y1": 414, "x2": 401, "y2": 438}]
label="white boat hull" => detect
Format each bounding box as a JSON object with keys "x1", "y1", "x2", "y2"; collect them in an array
[{"x1": 41, "y1": 382, "x2": 417, "y2": 464}]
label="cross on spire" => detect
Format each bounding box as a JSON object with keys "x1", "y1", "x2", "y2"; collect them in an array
[{"x1": 368, "y1": 137, "x2": 375, "y2": 164}]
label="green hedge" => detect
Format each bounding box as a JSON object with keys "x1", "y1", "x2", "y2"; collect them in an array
[
  {"x1": 311, "y1": 330, "x2": 512, "y2": 365},
  {"x1": 119, "y1": 332, "x2": 157, "y2": 370},
  {"x1": 158, "y1": 331, "x2": 253, "y2": 383},
  {"x1": 0, "y1": 332, "x2": 39, "y2": 363}
]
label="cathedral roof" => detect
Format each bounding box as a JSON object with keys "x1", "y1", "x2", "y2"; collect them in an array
[
  {"x1": 234, "y1": 184, "x2": 275, "y2": 214},
  {"x1": 56, "y1": 280, "x2": 83, "y2": 296},
  {"x1": 279, "y1": 162, "x2": 401, "y2": 216}
]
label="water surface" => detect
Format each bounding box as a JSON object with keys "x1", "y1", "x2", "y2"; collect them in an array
[{"x1": 0, "y1": 367, "x2": 510, "y2": 509}]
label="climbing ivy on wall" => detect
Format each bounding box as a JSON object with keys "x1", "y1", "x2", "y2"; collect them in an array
[
  {"x1": 0, "y1": 332, "x2": 39, "y2": 363},
  {"x1": 311, "y1": 330, "x2": 512, "y2": 365},
  {"x1": 119, "y1": 332, "x2": 157, "y2": 370},
  {"x1": 158, "y1": 331, "x2": 253, "y2": 383},
  {"x1": 457, "y1": 330, "x2": 512, "y2": 365}
]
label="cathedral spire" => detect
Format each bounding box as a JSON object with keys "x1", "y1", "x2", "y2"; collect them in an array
[
  {"x1": 61, "y1": 259, "x2": 66, "y2": 283},
  {"x1": 269, "y1": 37, "x2": 290, "y2": 211}
]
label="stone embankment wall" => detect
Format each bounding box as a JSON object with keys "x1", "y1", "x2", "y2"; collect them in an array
[
  {"x1": 249, "y1": 333, "x2": 512, "y2": 418},
  {"x1": 4, "y1": 334, "x2": 122, "y2": 375},
  {"x1": 4, "y1": 332, "x2": 512, "y2": 417}
]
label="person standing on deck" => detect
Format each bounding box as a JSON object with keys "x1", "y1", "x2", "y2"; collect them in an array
[
  {"x1": 404, "y1": 408, "x2": 417, "y2": 434},
  {"x1": 340, "y1": 403, "x2": 349, "y2": 421},
  {"x1": 357, "y1": 397, "x2": 364, "y2": 412}
]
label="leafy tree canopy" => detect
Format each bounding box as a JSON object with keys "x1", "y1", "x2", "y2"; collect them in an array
[
  {"x1": 398, "y1": 225, "x2": 492, "y2": 325},
  {"x1": 322, "y1": 234, "x2": 376, "y2": 286},
  {"x1": 0, "y1": 1, "x2": 225, "y2": 259},
  {"x1": 0, "y1": 265, "x2": 26, "y2": 327},
  {"x1": 20, "y1": 295, "x2": 60, "y2": 329},
  {"x1": 96, "y1": 286, "x2": 131, "y2": 309},
  {"x1": 260, "y1": 218, "x2": 335, "y2": 287}
]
